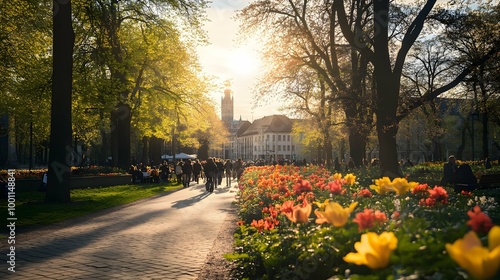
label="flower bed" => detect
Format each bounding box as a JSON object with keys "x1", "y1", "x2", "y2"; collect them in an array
[
  {"x1": 230, "y1": 165, "x2": 500, "y2": 280},
  {"x1": 0, "y1": 166, "x2": 126, "y2": 180}
]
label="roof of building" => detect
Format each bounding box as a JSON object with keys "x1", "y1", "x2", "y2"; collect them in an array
[
  {"x1": 236, "y1": 121, "x2": 252, "y2": 137},
  {"x1": 241, "y1": 114, "x2": 293, "y2": 136}
]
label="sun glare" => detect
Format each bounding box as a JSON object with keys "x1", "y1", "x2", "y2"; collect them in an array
[{"x1": 228, "y1": 47, "x2": 261, "y2": 75}]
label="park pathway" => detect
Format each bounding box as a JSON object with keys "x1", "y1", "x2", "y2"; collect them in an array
[{"x1": 0, "y1": 181, "x2": 238, "y2": 279}]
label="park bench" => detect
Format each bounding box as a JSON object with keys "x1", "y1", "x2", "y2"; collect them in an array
[{"x1": 479, "y1": 174, "x2": 500, "y2": 189}]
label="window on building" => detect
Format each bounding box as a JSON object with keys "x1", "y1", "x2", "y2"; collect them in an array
[
  {"x1": 272, "y1": 135, "x2": 275, "y2": 141},
  {"x1": 292, "y1": 145, "x2": 295, "y2": 151},
  {"x1": 287, "y1": 145, "x2": 290, "y2": 151},
  {"x1": 278, "y1": 145, "x2": 281, "y2": 151},
  {"x1": 278, "y1": 135, "x2": 281, "y2": 141},
  {"x1": 288, "y1": 135, "x2": 291, "y2": 141}
]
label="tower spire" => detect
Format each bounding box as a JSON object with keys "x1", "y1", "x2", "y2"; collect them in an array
[{"x1": 221, "y1": 81, "x2": 234, "y2": 125}]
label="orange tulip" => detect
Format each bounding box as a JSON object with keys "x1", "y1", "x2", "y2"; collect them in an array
[{"x1": 283, "y1": 200, "x2": 312, "y2": 224}]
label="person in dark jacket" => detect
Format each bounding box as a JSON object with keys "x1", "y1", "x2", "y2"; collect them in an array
[
  {"x1": 215, "y1": 158, "x2": 224, "y2": 186},
  {"x1": 234, "y1": 158, "x2": 244, "y2": 181},
  {"x1": 224, "y1": 159, "x2": 233, "y2": 187},
  {"x1": 192, "y1": 159, "x2": 203, "y2": 184},
  {"x1": 204, "y1": 158, "x2": 218, "y2": 193},
  {"x1": 181, "y1": 159, "x2": 193, "y2": 188},
  {"x1": 159, "y1": 161, "x2": 170, "y2": 182},
  {"x1": 440, "y1": 155, "x2": 457, "y2": 186}
]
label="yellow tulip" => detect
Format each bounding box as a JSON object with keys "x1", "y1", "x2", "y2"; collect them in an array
[
  {"x1": 313, "y1": 199, "x2": 330, "y2": 211},
  {"x1": 391, "y1": 178, "x2": 418, "y2": 195},
  {"x1": 344, "y1": 173, "x2": 356, "y2": 185},
  {"x1": 343, "y1": 231, "x2": 398, "y2": 269},
  {"x1": 370, "y1": 177, "x2": 394, "y2": 195},
  {"x1": 446, "y1": 226, "x2": 500, "y2": 280},
  {"x1": 332, "y1": 173, "x2": 343, "y2": 181},
  {"x1": 315, "y1": 201, "x2": 358, "y2": 227}
]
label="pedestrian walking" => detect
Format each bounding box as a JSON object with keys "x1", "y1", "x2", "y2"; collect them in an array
[
  {"x1": 181, "y1": 159, "x2": 193, "y2": 188},
  {"x1": 193, "y1": 159, "x2": 203, "y2": 184},
  {"x1": 204, "y1": 157, "x2": 218, "y2": 193},
  {"x1": 216, "y1": 158, "x2": 224, "y2": 187},
  {"x1": 234, "y1": 158, "x2": 244, "y2": 181},
  {"x1": 175, "y1": 160, "x2": 183, "y2": 184},
  {"x1": 224, "y1": 159, "x2": 233, "y2": 187}
]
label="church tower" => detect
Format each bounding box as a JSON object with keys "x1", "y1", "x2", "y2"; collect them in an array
[{"x1": 221, "y1": 84, "x2": 234, "y2": 125}]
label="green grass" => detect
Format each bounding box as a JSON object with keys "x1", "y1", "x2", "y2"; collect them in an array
[{"x1": 0, "y1": 182, "x2": 182, "y2": 228}]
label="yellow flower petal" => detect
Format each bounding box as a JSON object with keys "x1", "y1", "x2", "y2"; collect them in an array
[
  {"x1": 343, "y1": 231, "x2": 398, "y2": 270},
  {"x1": 447, "y1": 229, "x2": 500, "y2": 280},
  {"x1": 489, "y1": 226, "x2": 500, "y2": 251},
  {"x1": 343, "y1": 252, "x2": 365, "y2": 265},
  {"x1": 369, "y1": 177, "x2": 394, "y2": 195},
  {"x1": 314, "y1": 209, "x2": 328, "y2": 224},
  {"x1": 317, "y1": 201, "x2": 357, "y2": 227}
]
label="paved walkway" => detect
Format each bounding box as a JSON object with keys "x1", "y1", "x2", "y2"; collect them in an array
[{"x1": 1, "y1": 181, "x2": 238, "y2": 279}]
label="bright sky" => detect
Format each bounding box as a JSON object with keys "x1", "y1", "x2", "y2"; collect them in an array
[{"x1": 197, "y1": 0, "x2": 284, "y2": 122}]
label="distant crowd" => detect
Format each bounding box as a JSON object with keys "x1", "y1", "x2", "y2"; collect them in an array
[{"x1": 127, "y1": 158, "x2": 245, "y2": 192}]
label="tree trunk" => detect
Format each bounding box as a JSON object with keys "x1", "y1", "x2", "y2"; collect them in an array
[
  {"x1": 149, "y1": 136, "x2": 162, "y2": 166},
  {"x1": 482, "y1": 112, "x2": 489, "y2": 159},
  {"x1": 372, "y1": 0, "x2": 402, "y2": 178},
  {"x1": 6, "y1": 115, "x2": 18, "y2": 167},
  {"x1": 377, "y1": 118, "x2": 402, "y2": 178},
  {"x1": 432, "y1": 137, "x2": 444, "y2": 162},
  {"x1": 111, "y1": 103, "x2": 131, "y2": 170},
  {"x1": 374, "y1": 71, "x2": 402, "y2": 178},
  {"x1": 142, "y1": 136, "x2": 149, "y2": 164},
  {"x1": 46, "y1": 0, "x2": 74, "y2": 203},
  {"x1": 348, "y1": 127, "x2": 366, "y2": 168}
]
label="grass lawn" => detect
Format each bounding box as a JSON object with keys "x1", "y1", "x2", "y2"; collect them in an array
[{"x1": 0, "y1": 182, "x2": 182, "y2": 228}]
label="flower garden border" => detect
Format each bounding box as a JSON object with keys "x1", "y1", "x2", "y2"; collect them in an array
[{"x1": 14, "y1": 175, "x2": 132, "y2": 192}]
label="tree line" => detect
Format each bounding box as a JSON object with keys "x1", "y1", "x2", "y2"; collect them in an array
[
  {"x1": 238, "y1": 0, "x2": 500, "y2": 177},
  {"x1": 1, "y1": 0, "x2": 226, "y2": 203}
]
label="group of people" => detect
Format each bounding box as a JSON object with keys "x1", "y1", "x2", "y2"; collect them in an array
[
  {"x1": 128, "y1": 162, "x2": 171, "y2": 184},
  {"x1": 127, "y1": 157, "x2": 245, "y2": 192},
  {"x1": 439, "y1": 155, "x2": 492, "y2": 191}
]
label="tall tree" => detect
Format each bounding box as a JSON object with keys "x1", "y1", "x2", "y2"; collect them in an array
[
  {"x1": 82, "y1": 0, "x2": 206, "y2": 170},
  {"x1": 334, "y1": 0, "x2": 500, "y2": 177},
  {"x1": 46, "y1": 0, "x2": 75, "y2": 203},
  {"x1": 442, "y1": 6, "x2": 500, "y2": 159},
  {"x1": 238, "y1": 0, "x2": 374, "y2": 168}
]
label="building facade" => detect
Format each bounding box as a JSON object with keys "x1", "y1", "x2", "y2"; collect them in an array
[{"x1": 209, "y1": 87, "x2": 310, "y2": 162}]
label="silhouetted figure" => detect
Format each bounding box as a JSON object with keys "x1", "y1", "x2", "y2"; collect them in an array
[
  {"x1": 485, "y1": 157, "x2": 492, "y2": 169},
  {"x1": 440, "y1": 155, "x2": 457, "y2": 186},
  {"x1": 454, "y1": 164, "x2": 478, "y2": 192}
]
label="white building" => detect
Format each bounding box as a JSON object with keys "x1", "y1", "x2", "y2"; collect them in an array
[{"x1": 210, "y1": 86, "x2": 309, "y2": 162}]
